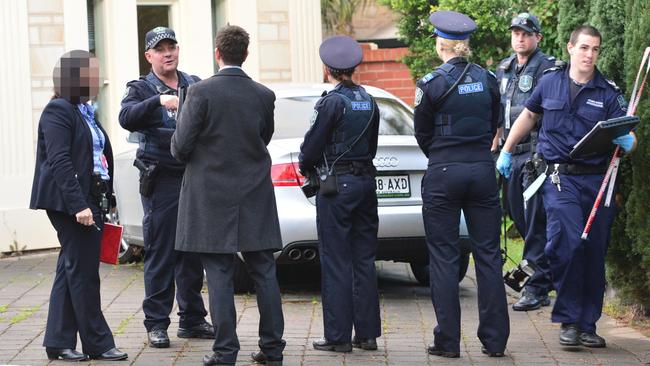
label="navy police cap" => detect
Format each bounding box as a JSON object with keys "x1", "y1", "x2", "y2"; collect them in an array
[
  {"x1": 145, "y1": 26, "x2": 177, "y2": 51},
  {"x1": 319, "y1": 36, "x2": 363, "y2": 71},
  {"x1": 509, "y1": 13, "x2": 541, "y2": 34},
  {"x1": 429, "y1": 10, "x2": 477, "y2": 40}
]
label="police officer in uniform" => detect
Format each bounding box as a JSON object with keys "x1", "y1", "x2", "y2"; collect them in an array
[
  {"x1": 493, "y1": 13, "x2": 557, "y2": 311},
  {"x1": 299, "y1": 35, "x2": 381, "y2": 353},
  {"x1": 119, "y1": 27, "x2": 213, "y2": 348},
  {"x1": 497, "y1": 25, "x2": 637, "y2": 348},
  {"x1": 414, "y1": 10, "x2": 509, "y2": 358}
]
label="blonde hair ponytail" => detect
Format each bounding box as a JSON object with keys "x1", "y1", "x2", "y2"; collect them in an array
[{"x1": 438, "y1": 38, "x2": 472, "y2": 58}]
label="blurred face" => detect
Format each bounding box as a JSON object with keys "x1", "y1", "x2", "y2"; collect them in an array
[
  {"x1": 567, "y1": 34, "x2": 601, "y2": 74},
  {"x1": 145, "y1": 39, "x2": 179, "y2": 76},
  {"x1": 53, "y1": 51, "x2": 101, "y2": 104},
  {"x1": 511, "y1": 28, "x2": 541, "y2": 56}
]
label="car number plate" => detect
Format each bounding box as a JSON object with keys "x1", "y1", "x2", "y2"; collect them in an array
[{"x1": 375, "y1": 175, "x2": 410, "y2": 198}]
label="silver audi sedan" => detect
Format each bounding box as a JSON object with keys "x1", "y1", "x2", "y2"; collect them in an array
[{"x1": 113, "y1": 83, "x2": 471, "y2": 291}]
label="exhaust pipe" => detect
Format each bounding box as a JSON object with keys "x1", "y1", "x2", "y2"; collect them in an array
[
  {"x1": 287, "y1": 248, "x2": 302, "y2": 261},
  {"x1": 303, "y1": 248, "x2": 317, "y2": 261}
]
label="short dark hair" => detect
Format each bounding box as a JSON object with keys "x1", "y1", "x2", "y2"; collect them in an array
[
  {"x1": 215, "y1": 25, "x2": 249, "y2": 66},
  {"x1": 569, "y1": 25, "x2": 602, "y2": 45}
]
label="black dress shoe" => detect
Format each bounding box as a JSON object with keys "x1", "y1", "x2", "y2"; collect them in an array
[
  {"x1": 512, "y1": 291, "x2": 551, "y2": 311},
  {"x1": 352, "y1": 336, "x2": 378, "y2": 350},
  {"x1": 481, "y1": 346, "x2": 505, "y2": 357},
  {"x1": 312, "y1": 338, "x2": 352, "y2": 352},
  {"x1": 203, "y1": 353, "x2": 235, "y2": 365},
  {"x1": 251, "y1": 351, "x2": 283, "y2": 365},
  {"x1": 178, "y1": 321, "x2": 215, "y2": 339},
  {"x1": 579, "y1": 332, "x2": 606, "y2": 348},
  {"x1": 148, "y1": 328, "x2": 170, "y2": 348},
  {"x1": 559, "y1": 323, "x2": 580, "y2": 346},
  {"x1": 427, "y1": 344, "x2": 460, "y2": 358},
  {"x1": 90, "y1": 348, "x2": 128, "y2": 361},
  {"x1": 45, "y1": 348, "x2": 89, "y2": 362}
]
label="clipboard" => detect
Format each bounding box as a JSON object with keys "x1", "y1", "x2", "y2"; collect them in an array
[
  {"x1": 100, "y1": 223, "x2": 123, "y2": 265},
  {"x1": 569, "y1": 115, "x2": 639, "y2": 159}
]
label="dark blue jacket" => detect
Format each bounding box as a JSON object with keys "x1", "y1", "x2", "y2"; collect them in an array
[
  {"x1": 299, "y1": 83, "x2": 380, "y2": 171},
  {"x1": 119, "y1": 71, "x2": 199, "y2": 168},
  {"x1": 525, "y1": 66, "x2": 627, "y2": 165},
  {"x1": 414, "y1": 57, "x2": 501, "y2": 163},
  {"x1": 496, "y1": 48, "x2": 557, "y2": 141},
  {"x1": 30, "y1": 98, "x2": 114, "y2": 215}
]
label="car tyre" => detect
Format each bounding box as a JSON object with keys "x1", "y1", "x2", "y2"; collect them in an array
[
  {"x1": 409, "y1": 253, "x2": 471, "y2": 286},
  {"x1": 233, "y1": 256, "x2": 254, "y2": 294}
]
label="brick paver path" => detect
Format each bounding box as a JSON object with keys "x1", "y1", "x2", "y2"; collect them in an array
[{"x1": 1, "y1": 251, "x2": 648, "y2": 365}]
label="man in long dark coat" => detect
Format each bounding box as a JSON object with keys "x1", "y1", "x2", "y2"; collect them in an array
[{"x1": 171, "y1": 25, "x2": 285, "y2": 366}]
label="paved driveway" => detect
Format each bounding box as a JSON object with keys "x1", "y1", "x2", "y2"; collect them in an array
[{"x1": 0, "y1": 251, "x2": 648, "y2": 365}]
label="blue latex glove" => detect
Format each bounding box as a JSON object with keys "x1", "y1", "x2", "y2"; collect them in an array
[
  {"x1": 496, "y1": 151, "x2": 512, "y2": 179},
  {"x1": 612, "y1": 133, "x2": 635, "y2": 153}
]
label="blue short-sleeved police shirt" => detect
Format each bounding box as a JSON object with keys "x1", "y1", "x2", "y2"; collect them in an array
[{"x1": 525, "y1": 66, "x2": 627, "y2": 165}]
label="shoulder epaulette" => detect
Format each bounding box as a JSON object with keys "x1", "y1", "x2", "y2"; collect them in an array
[
  {"x1": 543, "y1": 63, "x2": 567, "y2": 74},
  {"x1": 498, "y1": 55, "x2": 516, "y2": 71},
  {"x1": 605, "y1": 78, "x2": 621, "y2": 92},
  {"x1": 546, "y1": 56, "x2": 556, "y2": 62},
  {"x1": 419, "y1": 72, "x2": 440, "y2": 85}
]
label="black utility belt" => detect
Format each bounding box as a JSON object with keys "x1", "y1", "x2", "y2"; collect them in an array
[
  {"x1": 537, "y1": 161, "x2": 608, "y2": 175},
  {"x1": 328, "y1": 161, "x2": 376, "y2": 176},
  {"x1": 513, "y1": 142, "x2": 532, "y2": 155}
]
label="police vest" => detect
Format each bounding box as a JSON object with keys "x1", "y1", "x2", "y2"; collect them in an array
[
  {"x1": 498, "y1": 50, "x2": 548, "y2": 136},
  {"x1": 137, "y1": 71, "x2": 197, "y2": 157},
  {"x1": 325, "y1": 87, "x2": 375, "y2": 162},
  {"x1": 433, "y1": 63, "x2": 493, "y2": 137}
]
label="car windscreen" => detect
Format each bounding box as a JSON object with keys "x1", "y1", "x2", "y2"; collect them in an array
[{"x1": 273, "y1": 96, "x2": 415, "y2": 139}]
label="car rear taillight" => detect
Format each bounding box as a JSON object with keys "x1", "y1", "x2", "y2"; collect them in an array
[{"x1": 271, "y1": 162, "x2": 305, "y2": 186}]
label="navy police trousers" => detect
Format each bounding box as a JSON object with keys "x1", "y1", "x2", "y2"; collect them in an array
[
  {"x1": 141, "y1": 172, "x2": 208, "y2": 331},
  {"x1": 541, "y1": 173, "x2": 616, "y2": 333},
  {"x1": 316, "y1": 173, "x2": 381, "y2": 343},
  {"x1": 422, "y1": 162, "x2": 509, "y2": 354},
  {"x1": 507, "y1": 153, "x2": 552, "y2": 295}
]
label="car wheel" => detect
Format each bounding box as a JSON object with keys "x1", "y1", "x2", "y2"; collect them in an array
[
  {"x1": 409, "y1": 253, "x2": 471, "y2": 286},
  {"x1": 233, "y1": 256, "x2": 254, "y2": 294},
  {"x1": 118, "y1": 239, "x2": 143, "y2": 264}
]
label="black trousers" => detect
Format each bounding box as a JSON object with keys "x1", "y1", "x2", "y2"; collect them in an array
[
  {"x1": 315, "y1": 173, "x2": 381, "y2": 343},
  {"x1": 201, "y1": 250, "x2": 285, "y2": 364},
  {"x1": 422, "y1": 162, "x2": 509, "y2": 354},
  {"x1": 141, "y1": 173, "x2": 208, "y2": 331},
  {"x1": 44, "y1": 208, "x2": 115, "y2": 355}
]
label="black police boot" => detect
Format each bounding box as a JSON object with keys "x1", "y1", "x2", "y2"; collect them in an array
[
  {"x1": 512, "y1": 291, "x2": 551, "y2": 311},
  {"x1": 312, "y1": 338, "x2": 352, "y2": 352},
  {"x1": 147, "y1": 328, "x2": 170, "y2": 348},
  {"x1": 45, "y1": 347, "x2": 89, "y2": 361},
  {"x1": 426, "y1": 343, "x2": 460, "y2": 358},
  {"x1": 579, "y1": 332, "x2": 606, "y2": 348},
  {"x1": 481, "y1": 346, "x2": 505, "y2": 357},
  {"x1": 203, "y1": 353, "x2": 235, "y2": 365},
  {"x1": 352, "y1": 336, "x2": 378, "y2": 350},
  {"x1": 250, "y1": 351, "x2": 283, "y2": 365},
  {"x1": 89, "y1": 348, "x2": 128, "y2": 361},
  {"x1": 559, "y1": 323, "x2": 580, "y2": 346},
  {"x1": 177, "y1": 321, "x2": 215, "y2": 339}
]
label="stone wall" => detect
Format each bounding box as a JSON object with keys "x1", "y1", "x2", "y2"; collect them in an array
[{"x1": 257, "y1": 0, "x2": 292, "y2": 82}]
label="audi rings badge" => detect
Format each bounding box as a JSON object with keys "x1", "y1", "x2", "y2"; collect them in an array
[{"x1": 373, "y1": 156, "x2": 399, "y2": 168}]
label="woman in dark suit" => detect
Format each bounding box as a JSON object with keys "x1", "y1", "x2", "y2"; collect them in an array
[{"x1": 29, "y1": 50, "x2": 127, "y2": 362}]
